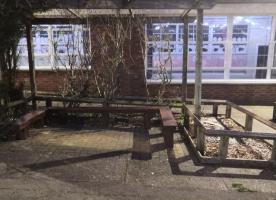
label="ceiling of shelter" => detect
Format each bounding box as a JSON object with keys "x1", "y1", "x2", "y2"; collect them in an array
[
  {"x1": 38, "y1": 0, "x2": 215, "y2": 9},
  {"x1": 33, "y1": 0, "x2": 276, "y2": 18}
]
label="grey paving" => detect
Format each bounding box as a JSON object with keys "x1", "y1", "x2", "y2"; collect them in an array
[{"x1": 0, "y1": 121, "x2": 276, "y2": 199}]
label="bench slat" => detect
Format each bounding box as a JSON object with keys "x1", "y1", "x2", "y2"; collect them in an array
[
  {"x1": 48, "y1": 106, "x2": 159, "y2": 113},
  {"x1": 16, "y1": 110, "x2": 46, "y2": 130},
  {"x1": 159, "y1": 107, "x2": 177, "y2": 127}
]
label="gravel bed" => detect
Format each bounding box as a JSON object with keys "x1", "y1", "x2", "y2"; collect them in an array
[{"x1": 201, "y1": 116, "x2": 272, "y2": 160}]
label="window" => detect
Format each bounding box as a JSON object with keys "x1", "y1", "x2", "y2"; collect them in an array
[
  {"x1": 17, "y1": 24, "x2": 89, "y2": 69},
  {"x1": 146, "y1": 16, "x2": 276, "y2": 82},
  {"x1": 146, "y1": 16, "x2": 227, "y2": 81},
  {"x1": 230, "y1": 16, "x2": 272, "y2": 79},
  {"x1": 271, "y1": 23, "x2": 276, "y2": 79},
  {"x1": 146, "y1": 23, "x2": 181, "y2": 80}
]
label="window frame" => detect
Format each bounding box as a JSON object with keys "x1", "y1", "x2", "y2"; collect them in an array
[
  {"x1": 145, "y1": 15, "x2": 276, "y2": 84},
  {"x1": 18, "y1": 24, "x2": 89, "y2": 70}
]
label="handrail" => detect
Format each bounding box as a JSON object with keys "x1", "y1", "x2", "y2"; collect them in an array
[
  {"x1": 205, "y1": 129, "x2": 276, "y2": 140},
  {"x1": 6, "y1": 96, "x2": 33, "y2": 108},
  {"x1": 227, "y1": 101, "x2": 276, "y2": 130},
  {"x1": 0, "y1": 96, "x2": 32, "y2": 110}
]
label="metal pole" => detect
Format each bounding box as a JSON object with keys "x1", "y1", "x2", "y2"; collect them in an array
[
  {"x1": 26, "y1": 23, "x2": 37, "y2": 110},
  {"x1": 195, "y1": 9, "x2": 204, "y2": 154},
  {"x1": 182, "y1": 14, "x2": 189, "y2": 103},
  {"x1": 194, "y1": 9, "x2": 203, "y2": 117}
]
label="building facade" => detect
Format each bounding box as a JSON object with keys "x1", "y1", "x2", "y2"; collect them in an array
[{"x1": 16, "y1": 3, "x2": 276, "y2": 105}]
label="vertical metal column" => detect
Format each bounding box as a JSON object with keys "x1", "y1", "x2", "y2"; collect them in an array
[
  {"x1": 182, "y1": 14, "x2": 189, "y2": 103},
  {"x1": 26, "y1": 23, "x2": 37, "y2": 110},
  {"x1": 194, "y1": 9, "x2": 203, "y2": 117}
]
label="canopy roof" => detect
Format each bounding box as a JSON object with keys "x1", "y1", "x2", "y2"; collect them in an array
[
  {"x1": 42, "y1": 0, "x2": 215, "y2": 10},
  {"x1": 32, "y1": 0, "x2": 276, "y2": 22}
]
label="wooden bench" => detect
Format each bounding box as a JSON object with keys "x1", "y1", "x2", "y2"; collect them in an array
[
  {"x1": 15, "y1": 110, "x2": 46, "y2": 139},
  {"x1": 48, "y1": 106, "x2": 177, "y2": 148},
  {"x1": 159, "y1": 107, "x2": 177, "y2": 149}
]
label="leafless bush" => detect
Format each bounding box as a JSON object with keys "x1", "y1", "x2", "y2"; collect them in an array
[{"x1": 51, "y1": 12, "x2": 172, "y2": 104}]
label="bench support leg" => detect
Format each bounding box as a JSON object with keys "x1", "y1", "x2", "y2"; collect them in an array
[
  {"x1": 163, "y1": 127, "x2": 174, "y2": 149},
  {"x1": 16, "y1": 129, "x2": 28, "y2": 140},
  {"x1": 144, "y1": 113, "x2": 151, "y2": 130}
]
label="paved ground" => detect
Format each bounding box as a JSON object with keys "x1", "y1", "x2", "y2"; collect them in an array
[{"x1": 1, "y1": 117, "x2": 276, "y2": 200}]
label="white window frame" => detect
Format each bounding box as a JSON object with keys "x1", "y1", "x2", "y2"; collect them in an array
[
  {"x1": 18, "y1": 24, "x2": 88, "y2": 70},
  {"x1": 145, "y1": 15, "x2": 276, "y2": 84}
]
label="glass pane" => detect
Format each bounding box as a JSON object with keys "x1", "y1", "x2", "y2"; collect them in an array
[
  {"x1": 231, "y1": 16, "x2": 271, "y2": 70},
  {"x1": 188, "y1": 25, "x2": 209, "y2": 42},
  {"x1": 17, "y1": 56, "x2": 28, "y2": 66},
  {"x1": 35, "y1": 56, "x2": 51, "y2": 66},
  {"x1": 271, "y1": 69, "x2": 276, "y2": 79},
  {"x1": 18, "y1": 25, "x2": 50, "y2": 67},
  {"x1": 230, "y1": 69, "x2": 267, "y2": 79},
  {"x1": 52, "y1": 24, "x2": 86, "y2": 65},
  {"x1": 187, "y1": 70, "x2": 224, "y2": 79},
  {"x1": 233, "y1": 16, "x2": 271, "y2": 43},
  {"x1": 273, "y1": 44, "x2": 276, "y2": 67},
  {"x1": 188, "y1": 44, "x2": 225, "y2": 68},
  {"x1": 147, "y1": 23, "x2": 177, "y2": 42},
  {"x1": 207, "y1": 16, "x2": 227, "y2": 42},
  {"x1": 233, "y1": 25, "x2": 248, "y2": 42}
]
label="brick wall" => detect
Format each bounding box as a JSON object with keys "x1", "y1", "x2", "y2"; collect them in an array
[
  {"x1": 17, "y1": 70, "x2": 63, "y2": 92},
  {"x1": 17, "y1": 69, "x2": 276, "y2": 105},
  {"x1": 147, "y1": 84, "x2": 276, "y2": 105}
]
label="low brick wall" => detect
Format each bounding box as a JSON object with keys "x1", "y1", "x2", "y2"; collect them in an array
[
  {"x1": 17, "y1": 70, "x2": 63, "y2": 92},
  {"x1": 147, "y1": 84, "x2": 276, "y2": 105},
  {"x1": 17, "y1": 70, "x2": 276, "y2": 105}
]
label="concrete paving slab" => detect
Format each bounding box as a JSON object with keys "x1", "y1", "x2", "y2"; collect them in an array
[{"x1": 0, "y1": 124, "x2": 276, "y2": 199}]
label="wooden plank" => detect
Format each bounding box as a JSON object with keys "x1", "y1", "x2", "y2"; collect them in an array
[
  {"x1": 196, "y1": 126, "x2": 205, "y2": 154},
  {"x1": 48, "y1": 106, "x2": 159, "y2": 114},
  {"x1": 159, "y1": 107, "x2": 177, "y2": 127},
  {"x1": 212, "y1": 104, "x2": 218, "y2": 117},
  {"x1": 26, "y1": 24, "x2": 37, "y2": 110},
  {"x1": 46, "y1": 99, "x2": 52, "y2": 108},
  {"x1": 184, "y1": 114, "x2": 190, "y2": 131},
  {"x1": 205, "y1": 129, "x2": 276, "y2": 140},
  {"x1": 273, "y1": 102, "x2": 276, "y2": 122},
  {"x1": 35, "y1": 95, "x2": 105, "y2": 104},
  {"x1": 44, "y1": 0, "x2": 215, "y2": 9},
  {"x1": 200, "y1": 156, "x2": 273, "y2": 168},
  {"x1": 7, "y1": 97, "x2": 32, "y2": 108},
  {"x1": 183, "y1": 122, "x2": 274, "y2": 168},
  {"x1": 228, "y1": 101, "x2": 276, "y2": 130},
  {"x1": 35, "y1": 95, "x2": 228, "y2": 107},
  {"x1": 225, "y1": 104, "x2": 231, "y2": 118},
  {"x1": 163, "y1": 126, "x2": 175, "y2": 149},
  {"x1": 144, "y1": 113, "x2": 151, "y2": 129},
  {"x1": 16, "y1": 110, "x2": 46, "y2": 130},
  {"x1": 271, "y1": 140, "x2": 276, "y2": 161},
  {"x1": 245, "y1": 114, "x2": 253, "y2": 131},
  {"x1": 219, "y1": 136, "x2": 229, "y2": 158}
]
